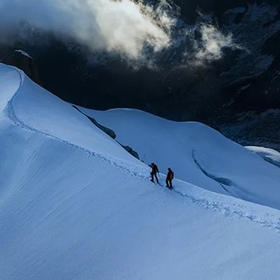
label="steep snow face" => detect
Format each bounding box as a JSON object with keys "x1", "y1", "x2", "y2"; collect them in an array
[
  {"x1": 1, "y1": 64, "x2": 142, "y2": 168},
  {"x1": 1, "y1": 64, "x2": 280, "y2": 280},
  {"x1": 82, "y1": 108, "x2": 280, "y2": 209},
  {"x1": 2, "y1": 119, "x2": 280, "y2": 280}
]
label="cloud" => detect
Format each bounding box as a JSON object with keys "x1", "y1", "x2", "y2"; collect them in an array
[
  {"x1": 0, "y1": 0, "x2": 242, "y2": 67},
  {"x1": 193, "y1": 23, "x2": 241, "y2": 65},
  {"x1": 0, "y1": 0, "x2": 173, "y2": 59}
]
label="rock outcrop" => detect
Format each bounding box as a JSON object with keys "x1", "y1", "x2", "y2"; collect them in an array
[{"x1": 2, "y1": 49, "x2": 41, "y2": 85}]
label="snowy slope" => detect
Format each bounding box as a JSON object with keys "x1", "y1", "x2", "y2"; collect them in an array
[
  {"x1": 246, "y1": 146, "x2": 280, "y2": 168},
  {"x1": 80, "y1": 108, "x2": 280, "y2": 209},
  {"x1": 1, "y1": 63, "x2": 280, "y2": 279},
  {"x1": 4, "y1": 64, "x2": 144, "y2": 167}
]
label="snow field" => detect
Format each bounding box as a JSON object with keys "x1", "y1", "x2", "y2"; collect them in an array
[{"x1": 1, "y1": 63, "x2": 280, "y2": 279}]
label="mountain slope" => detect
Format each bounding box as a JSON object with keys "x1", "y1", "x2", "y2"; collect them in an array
[
  {"x1": 1, "y1": 64, "x2": 280, "y2": 280},
  {"x1": 81, "y1": 107, "x2": 280, "y2": 209}
]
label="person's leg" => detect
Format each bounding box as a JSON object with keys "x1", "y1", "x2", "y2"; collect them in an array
[
  {"x1": 166, "y1": 178, "x2": 169, "y2": 188},
  {"x1": 169, "y1": 179, "x2": 173, "y2": 189},
  {"x1": 155, "y1": 173, "x2": 159, "y2": 184},
  {"x1": 151, "y1": 172, "x2": 154, "y2": 182}
]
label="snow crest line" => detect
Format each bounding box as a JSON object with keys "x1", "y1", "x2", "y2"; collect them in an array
[
  {"x1": 5, "y1": 66, "x2": 280, "y2": 233},
  {"x1": 6, "y1": 67, "x2": 149, "y2": 179},
  {"x1": 172, "y1": 186, "x2": 280, "y2": 232}
]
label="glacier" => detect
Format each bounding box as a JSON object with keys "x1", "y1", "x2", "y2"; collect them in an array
[{"x1": 1, "y1": 63, "x2": 280, "y2": 279}]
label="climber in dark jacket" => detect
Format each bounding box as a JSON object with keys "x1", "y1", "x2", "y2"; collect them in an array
[
  {"x1": 150, "y1": 162, "x2": 159, "y2": 184},
  {"x1": 166, "y1": 168, "x2": 174, "y2": 189}
]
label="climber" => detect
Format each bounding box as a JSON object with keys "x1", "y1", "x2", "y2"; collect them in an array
[
  {"x1": 166, "y1": 168, "x2": 174, "y2": 189},
  {"x1": 150, "y1": 162, "x2": 159, "y2": 184}
]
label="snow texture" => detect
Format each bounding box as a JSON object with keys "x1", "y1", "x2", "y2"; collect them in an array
[
  {"x1": 1, "y1": 63, "x2": 280, "y2": 280},
  {"x1": 82, "y1": 107, "x2": 280, "y2": 210},
  {"x1": 246, "y1": 146, "x2": 280, "y2": 167}
]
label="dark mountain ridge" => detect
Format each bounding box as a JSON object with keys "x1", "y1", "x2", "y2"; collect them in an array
[{"x1": 1, "y1": 0, "x2": 280, "y2": 149}]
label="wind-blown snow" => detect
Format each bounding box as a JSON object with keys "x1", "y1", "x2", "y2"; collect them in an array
[{"x1": 1, "y1": 63, "x2": 280, "y2": 279}]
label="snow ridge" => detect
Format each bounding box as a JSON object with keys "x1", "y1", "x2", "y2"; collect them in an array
[
  {"x1": 6, "y1": 67, "x2": 149, "y2": 178},
  {"x1": 173, "y1": 182, "x2": 280, "y2": 232},
  {"x1": 4, "y1": 65, "x2": 280, "y2": 233}
]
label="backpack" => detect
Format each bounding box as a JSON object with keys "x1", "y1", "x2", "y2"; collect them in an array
[{"x1": 169, "y1": 171, "x2": 174, "y2": 180}]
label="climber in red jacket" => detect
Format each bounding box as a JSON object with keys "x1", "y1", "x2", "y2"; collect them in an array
[{"x1": 166, "y1": 168, "x2": 174, "y2": 189}]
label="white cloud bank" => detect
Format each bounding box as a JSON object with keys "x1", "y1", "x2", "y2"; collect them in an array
[
  {"x1": 0, "y1": 0, "x2": 241, "y2": 65},
  {"x1": 0, "y1": 0, "x2": 173, "y2": 59}
]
